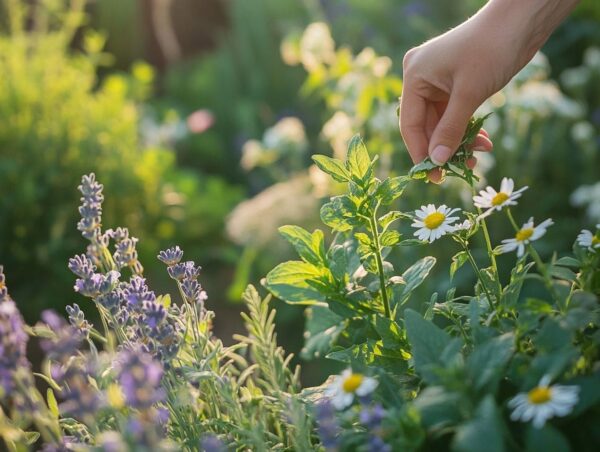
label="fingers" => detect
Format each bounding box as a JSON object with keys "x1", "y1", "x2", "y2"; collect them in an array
[
  {"x1": 428, "y1": 90, "x2": 480, "y2": 165},
  {"x1": 470, "y1": 132, "x2": 493, "y2": 152},
  {"x1": 399, "y1": 90, "x2": 429, "y2": 164}
]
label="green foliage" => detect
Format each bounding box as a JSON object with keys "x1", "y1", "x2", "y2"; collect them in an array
[
  {"x1": 265, "y1": 125, "x2": 600, "y2": 450},
  {"x1": 0, "y1": 0, "x2": 241, "y2": 317}
]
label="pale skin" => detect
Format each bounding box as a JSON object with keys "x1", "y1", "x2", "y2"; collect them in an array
[{"x1": 399, "y1": 0, "x2": 580, "y2": 182}]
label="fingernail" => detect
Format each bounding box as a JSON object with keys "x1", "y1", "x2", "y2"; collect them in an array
[
  {"x1": 430, "y1": 145, "x2": 452, "y2": 166},
  {"x1": 472, "y1": 146, "x2": 488, "y2": 152}
]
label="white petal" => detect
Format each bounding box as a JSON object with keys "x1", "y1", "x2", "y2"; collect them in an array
[{"x1": 356, "y1": 377, "x2": 378, "y2": 396}]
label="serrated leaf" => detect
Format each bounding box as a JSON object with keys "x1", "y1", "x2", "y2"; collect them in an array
[
  {"x1": 302, "y1": 306, "x2": 345, "y2": 359},
  {"x1": 466, "y1": 333, "x2": 514, "y2": 392},
  {"x1": 453, "y1": 396, "x2": 505, "y2": 452},
  {"x1": 378, "y1": 211, "x2": 406, "y2": 230},
  {"x1": 398, "y1": 238, "x2": 427, "y2": 247},
  {"x1": 525, "y1": 424, "x2": 569, "y2": 452},
  {"x1": 394, "y1": 257, "x2": 436, "y2": 308},
  {"x1": 346, "y1": 134, "x2": 371, "y2": 182},
  {"x1": 450, "y1": 251, "x2": 468, "y2": 280},
  {"x1": 279, "y1": 225, "x2": 325, "y2": 266},
  {"x1": 354, "y1": 232, "x2": 372, "y2": 246},
  {"x1": 380, "y1": 230, "x2": 401, "y2": 247},
  {"x1": 312, "y1": 155, "x2": 351, "y2": 182},
  {"x1": 554, "y1": 256, "x2": 581, "y2": 268},
  {"x1": 404, "y1": 309, "x2": 451, "y2": 383},
  {"x1": 409, "y1": 159, "x2": 438, "y2": 178},
  {"x1": 375, "y1": 176, "x2": 411, "y2": 205},
  {"x1": 549, "y1": 265, "x2": 576, "y2": 282},
  {"x1": 265, "y1": 261, "x2": 327, "y2": 305},
  {"x1": 320, "y1": 196, "x2": 362, "y2": 232}
]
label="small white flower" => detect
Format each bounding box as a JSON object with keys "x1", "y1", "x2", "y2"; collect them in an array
[
  {"x1": 452, "y1": 219, "x2": 472, "y2": 233},
  {"x1": 412, "y1": 204, "x2": 460, "y2": 243},
  {"x1": 473, "y1": 177, "x2": 528, "y2": 219},
  {"x1": 576, "y1": 225, "x2": 600, "y2": 252},
  {"x1": 499, "y1": 217, "x2": 553, "y2": 257},
  {"x1": 326, "y1": 369, "x2": 378, "y2": 410},
  {"x1": 508, "y1": 375, "x2": 579, "y2": 428}
]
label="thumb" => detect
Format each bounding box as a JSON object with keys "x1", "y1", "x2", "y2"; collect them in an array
[{"x1": 428, "y1": 91, "x2": 479, "y2": 165}]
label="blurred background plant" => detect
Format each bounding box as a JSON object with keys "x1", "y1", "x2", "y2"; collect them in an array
[{"x1": 0, "y1": 0, "x2": 598, "y2": 384}]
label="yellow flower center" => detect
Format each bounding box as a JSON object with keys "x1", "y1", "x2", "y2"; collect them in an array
[
  {"x1": 516, "y1": 228, "x2": 534, "y2": 242},
  {"x1": 423, "y1": 212, "x2": 446, "y2": 230},
  {"x1": 593, "y1": 235, "x2": 600, "y2": 246},
  {"x1": 491, "y1": 192, "x2": 509, "y2": 206},
  {"x1": 342, "y1": 374, "x2": 364, "y2": 393},
  {"x1": 528, "y1": 386, "x2": 552, "y2": 405}
]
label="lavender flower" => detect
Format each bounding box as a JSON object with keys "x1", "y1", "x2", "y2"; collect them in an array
[
  {"x1": 77, "y1": 173, "x2": 104, "y2": 240},
  {"x1": 360, "y1": 403, "x2": 389, "y2": 452},
  {"x1": 167, "y1": 261, "x2": 196, "y2": 281},
  {"x1": 116, "y1": 347, "x2": 165, "y2": 410},
  {"x1": 97, "y1": 289, "x2": 125, "y2": 313},
  {"x1": 0, "y1": 298, "x2": 31, "y2": 396},
  {"x1": 66, "y1": 304, "x2": 92, "y2": 337},
  {"x1": 113, "y1": 237, "x2": 140, "y2": 269},
  {"x1": 316, "y1": 400, "x2": 340, "y2": 450},
  {"x1": 39, "y1": 310, "x2": 101, "y2": 419},
  {"x1": 39, "y1": 310, "x2": 83, "y2": 365},
  {"x1": 143, "y1": 301, "x2": 167, "y2": 330},
  {"x1": 0, "y1": 265, "x2": 10, "y2": 303},
  {"x1": 123, "y1": 276, "x2": 156, "y2": 310},
  {"x1": 157, "y1": 246, "x2": 184, "y2": 266},
  {"x1": 367, "y1": 436, "x2": 391, "y2": 452},
  {"x1": 68, "y1": 254, "x2": 96, "y2": 279},
  {"x1": 74, "y1": 270, "x2": 120, "y2": 298},
  {"x1": 107, "y1": 227, "x2": 129, "y2": 242},
  {"x1": 201, "y1": 435, "x2": 226, "y2": 452},
  {"x1": 359, "y1": 403, "x2": 385, "y2": 429}
]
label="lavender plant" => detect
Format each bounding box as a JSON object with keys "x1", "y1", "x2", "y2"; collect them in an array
[{"x1": 1, "y1": 173, "x2": 314, "y2": 450}]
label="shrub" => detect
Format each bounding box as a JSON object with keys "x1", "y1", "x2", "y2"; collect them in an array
[{"x1": 1, "y1": 121, "x2": 599, "y2": 450}]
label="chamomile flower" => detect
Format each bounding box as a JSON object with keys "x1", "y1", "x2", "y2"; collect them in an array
[
  {"x1": 508, "y1": 375, "x2": 579, "y2": 428},
  {"x1": 576, "y1": 225, "x2": 600, "y2": 252},
  {"x1": 412, "y1": 204, "x2": 460, "y2": 243},
  {"x1": 452, "y1": 219, "x2": 472, "y2": 233},
  {"x1": 473, "y1": 177, "x2": 528, "y2": 219},
  {"x1": 326, "y1": 369, "x2": 378, "y2": 410},
  {"x1": 499, "y1": 217, "x2": 553, "y2": 257}
]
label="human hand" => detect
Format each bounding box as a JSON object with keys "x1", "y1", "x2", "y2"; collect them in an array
[{"x1": 399, "y1": 0, "x2": 578, "y2": 182}]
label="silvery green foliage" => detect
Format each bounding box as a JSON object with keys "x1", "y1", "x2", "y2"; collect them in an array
[{"x1": 0, "y1": 174, "x2": 314, "y2": 451}]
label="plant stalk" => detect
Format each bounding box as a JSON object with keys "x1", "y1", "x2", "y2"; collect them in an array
[{"x1": 369, "y1": 212, "x2": 391, "y2": 319}]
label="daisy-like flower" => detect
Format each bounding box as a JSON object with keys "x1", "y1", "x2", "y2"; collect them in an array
[
  {"x1": 508, "y1": 375, "x2": 579, "y2": 428},
  {"x1": 473, "y1": 177, "x2": 528, "y2": 219},
  {"x1": 412, "y1": 204, "x2": 460, "y2": 243},
  {"x1": 499, "y1": 217, "x2": 553, "y2": 257},
  {"x1": 576, "y1": 225, "x2": 600, "y2": 252},
  {"x1": 326, "y1": 369, "x2": 378, "y2": 410},
  {"x1": 452, "y1": 219, "x2": 472, "y2": 233}
]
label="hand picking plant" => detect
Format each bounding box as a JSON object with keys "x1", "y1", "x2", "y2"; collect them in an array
[{"x1": 1, "y1": 120, "x2": 599, "y2": 451}]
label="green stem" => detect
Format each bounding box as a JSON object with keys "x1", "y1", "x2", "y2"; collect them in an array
[
  {"x1": 460, "y1": 241, "x2": 494, "y2": 305},
  {"x1": 506, "y1": 209, "x2": 559, "y2": 303},
  {"x1": 369, "y1": 211, "x2": 391, "y2": 319},
  {"x1": 470, "y1": 187, "x2": 503, "y2": 302}
]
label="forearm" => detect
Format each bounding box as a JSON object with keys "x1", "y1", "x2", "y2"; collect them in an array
[{"x1": 480, "y1": 0, "x2": 579, "y2": 60}]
